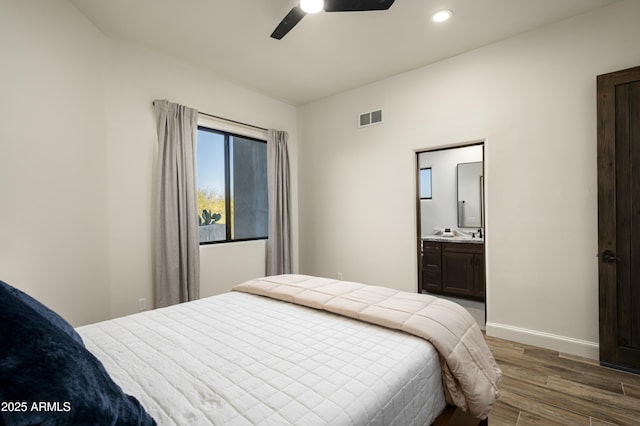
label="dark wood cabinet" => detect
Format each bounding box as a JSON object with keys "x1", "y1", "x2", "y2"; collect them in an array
[
  {"x1": 443, "y1": 242, "x2": 485, "y2": 300},
  {"x1": 421, "y1": 240, "x2": 485, "y2": 301},
  {"x1": 421, "y1": 241, "x2": 442, "y2": 293}
]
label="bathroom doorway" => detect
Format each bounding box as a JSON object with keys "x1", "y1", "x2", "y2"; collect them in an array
[{"x1": 415, "y1": 142, "x2": 486, "y2": 329}]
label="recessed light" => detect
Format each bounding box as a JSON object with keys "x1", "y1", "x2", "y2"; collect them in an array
[
  {"x1": 431, "y1": 9, "x2": 453, "y2": 23},
  {"x1": 300, "y1": 0, "x2": 324, "y2": 14}
]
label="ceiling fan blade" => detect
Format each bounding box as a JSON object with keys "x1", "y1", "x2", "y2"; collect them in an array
[
  {"x1": 324, "y1": 0, "x2": 395, "y2": 12},
  {"x1": 271, "y1": 7, "x2": 306, "y2": 40}
]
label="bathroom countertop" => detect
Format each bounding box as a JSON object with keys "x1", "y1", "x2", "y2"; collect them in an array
[{"x1": 422, "y1": 235, "x2": 484, "y2": 244}]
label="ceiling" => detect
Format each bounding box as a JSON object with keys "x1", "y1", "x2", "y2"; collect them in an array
[{"x1": 71, "y1": 0, "x2": 619, "y2": 105}]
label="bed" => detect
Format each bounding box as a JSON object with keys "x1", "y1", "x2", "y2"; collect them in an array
[{"x1": 0, "y1": 275, "x2": 501, "y2": 425}]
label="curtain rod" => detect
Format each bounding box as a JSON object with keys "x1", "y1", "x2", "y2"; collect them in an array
[
  {"x1": 198, "y1": 111, "x2": 268, "y2": 132},
  {"x1": 153, "y1": 100, "x2": 268, "y2": 132}
]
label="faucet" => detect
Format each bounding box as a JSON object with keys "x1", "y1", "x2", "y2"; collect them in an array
[{"x1": 477, "y1": 228, "x2": 483, "y2": 239}]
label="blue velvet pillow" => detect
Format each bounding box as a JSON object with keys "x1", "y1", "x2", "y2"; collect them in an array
[
  {"x1": 0, "y1": 280, "x2": 156, "y2": 426},
  {"x1": 0, "y1": 280, "x2": 84, "y2": 346}
]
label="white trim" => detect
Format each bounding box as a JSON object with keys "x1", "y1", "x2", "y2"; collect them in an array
[{"x1": 486, "y1": 322, "x2": 599, "y2": 360}]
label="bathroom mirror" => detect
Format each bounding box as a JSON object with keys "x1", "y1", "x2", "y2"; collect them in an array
[{"x1": 457, "y1": 161, "x2": 483, "y2": 228}]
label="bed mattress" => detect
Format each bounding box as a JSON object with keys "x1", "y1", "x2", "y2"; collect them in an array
[{"x1": 77, "y1": 291, "x2": 446, "y2": 425}]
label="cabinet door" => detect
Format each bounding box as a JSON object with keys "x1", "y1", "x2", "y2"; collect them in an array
[
  {"x1": 422, "y1": 241, "x2": 442, "y2": 292},
  {"x1": 442, "y1": 251, "x2": 475, "y2": 297},
  {"x1": 473, "y1": 253, "x2": 486, "y2": 298}
]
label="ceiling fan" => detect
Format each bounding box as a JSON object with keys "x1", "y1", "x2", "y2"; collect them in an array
[{"x1": 271, "y1": 0, "x2": 396, "y2": 40}]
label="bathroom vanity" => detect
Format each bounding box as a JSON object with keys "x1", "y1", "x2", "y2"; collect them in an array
[{"x1": 421, "y1": 237, "x2": 485, "y2": 302}]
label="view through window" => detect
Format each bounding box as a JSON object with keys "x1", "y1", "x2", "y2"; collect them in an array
[
  {"x1": 420, "y1": 167, "x2": 432, "y2": 199},
  {"x1": 196, "y1": 126, "x2": 268, "y2": 244}
]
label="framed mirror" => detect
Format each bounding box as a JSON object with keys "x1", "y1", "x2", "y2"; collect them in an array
[{"x1": 457, "y1": 161, "x2": 483, "y2": 228}]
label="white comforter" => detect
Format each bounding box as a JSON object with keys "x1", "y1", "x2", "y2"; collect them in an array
[
  {"x1": 78, "y1": 291, "x2": 446, "y2": 425},
  {"x1": 234, "y1": 275, "x2": 502, "y2": 419}
]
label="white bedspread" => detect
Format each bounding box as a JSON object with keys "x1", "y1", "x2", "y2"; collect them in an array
[
  {"x1": 234, "y1": 275, "x2": 501, "y2": 419},
  {"x1": 77, "y1": 291, "x2": 446, "y2": 425}
]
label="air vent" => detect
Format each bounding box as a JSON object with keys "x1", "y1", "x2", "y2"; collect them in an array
[{"x1": 358, "y1": 109, "x2": 383, "y2": 128}]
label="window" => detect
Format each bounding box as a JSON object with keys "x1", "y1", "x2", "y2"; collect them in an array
[
  {"x1": 196, "y1": 126, "x2": 268, "y2": 244},
  {"x1": 420, "y1": 167, "x2": 432, "y2": 199}
]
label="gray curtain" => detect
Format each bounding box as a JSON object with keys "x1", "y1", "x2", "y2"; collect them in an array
[
  {"x1": 153, "y1": 99, "x2": 200, "y2": 307},
  {"x1": 266, "y1": 129, "x2": 292, "y2": 275}
]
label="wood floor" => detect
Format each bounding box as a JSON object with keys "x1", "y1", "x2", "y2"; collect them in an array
[{"x1": 485, "y1": 335, "x2": 640, "y2": 425}]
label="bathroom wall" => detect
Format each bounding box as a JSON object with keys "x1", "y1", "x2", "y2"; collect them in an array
[{"x1": 419, "y1": 145, "x2": 483, "y2": 237}]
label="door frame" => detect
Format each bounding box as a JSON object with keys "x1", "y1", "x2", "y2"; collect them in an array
[{"x1": 414, "y1": 141, "x2": 485, "y2": 294}]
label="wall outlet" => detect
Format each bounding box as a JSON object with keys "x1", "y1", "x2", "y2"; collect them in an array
[
  {"x1": 337, "y1": 272, "x2": 343, "y2": 280},
  {"x1": 138, "y1": 298, "x2": 148, "y2": 312}
]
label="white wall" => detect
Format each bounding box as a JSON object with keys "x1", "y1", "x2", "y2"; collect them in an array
[
  {"x1": 0, "y1": 0, "x2": 110, "y2": 326},
  {"x1": 419, "y1": 145, "x2": 483, "y2": 237},
  {"x1": 299, "y1": 0, "x2": 640, "y2": 358},
  {"x1": 103, "y1": 41, "x2": 299, "y2": 319},
  {"x1": 0, "y1": 0, "x2": 299, "y2": 325}
]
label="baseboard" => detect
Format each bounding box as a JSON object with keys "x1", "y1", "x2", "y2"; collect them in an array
[
  {"x1": 486, "y1": 322, "x2": 599, "y2": 360},
  {"x1": 600, "y1": 361, "x2": 640, "y2": 375}
]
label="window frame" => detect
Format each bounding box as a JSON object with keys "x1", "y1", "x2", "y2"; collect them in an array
[
  {"x1": 419, "y1": 167, "x2": 433, "y2": 200},
  {"x1": 196, "y1": 125, "x2": 268, "y2": 245}
]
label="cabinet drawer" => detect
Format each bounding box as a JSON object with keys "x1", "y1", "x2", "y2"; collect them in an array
[
  {"x1": 423, "y1": 270, "x2": 442, "y2": 292},
  {"x1": 423, "y1": 241, "x2": 442, "y2": 268},
  {"x1": 443, "y1": 242, "x2": 483, "y2": 254}
]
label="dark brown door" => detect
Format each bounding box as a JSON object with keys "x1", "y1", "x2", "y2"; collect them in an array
[{"x1": 597, "y1": 65, "x2": 640, "y2": 373}]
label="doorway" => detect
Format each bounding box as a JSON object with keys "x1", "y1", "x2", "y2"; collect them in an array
[
  {"x1": 597, "y1": 65, "x2": 640, "y2": 373},
  {"x1": 415, "y1": 142, "x2": 486, "y2": 329}
]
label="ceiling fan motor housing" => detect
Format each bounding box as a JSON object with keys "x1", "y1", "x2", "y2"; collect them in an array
[{"x1": 271, "y1": 0, "x2": 395, "y2": 40}]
